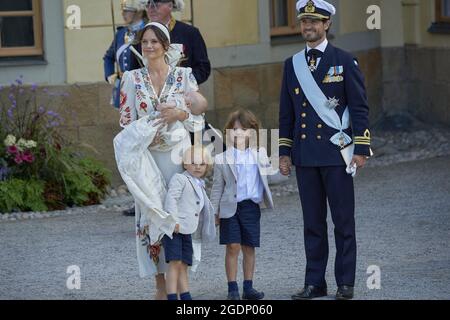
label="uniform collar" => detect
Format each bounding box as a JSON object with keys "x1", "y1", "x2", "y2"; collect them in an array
[
  {"x1": 306, "y1": 38, "x2": 328, "y2": 54},
  {"x1": 129, "y1": 20, "x2": 145, "y2": 33}
]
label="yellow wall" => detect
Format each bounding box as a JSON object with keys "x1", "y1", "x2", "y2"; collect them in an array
[
  {"x1": 339, "y1": 0, "x2": 380, "y2": 34},
  {"x1": 63, "y1": 0, "x2": 259, "y2": 83},
  {"x1": 192, "y1": 0, "x2": 259, "y2": 48}
]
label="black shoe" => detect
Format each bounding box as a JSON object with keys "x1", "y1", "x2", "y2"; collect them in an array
[
  {"x1": 335, "y1": 286, "x2": 354, "y2": 300},
  {"x1": 242, "y1": 288, "x2": 264, "y2": 300},
  {"x1": 122, "y1": 206, "x2": 135, "y2": 216},
  {"x1": 227, "y1": 291, "x2": 240, "y2": 300},
  {"x1": 291, "y1": 285, "x2": 327, "y2": 300}
]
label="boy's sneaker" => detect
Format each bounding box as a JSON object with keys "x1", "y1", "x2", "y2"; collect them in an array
[
  {"x1": 242, "y1": 288, "x2": 264, "y2": 300},
  {"x1": 227, "y1": 291, "x2": 241, "y2": 300}
]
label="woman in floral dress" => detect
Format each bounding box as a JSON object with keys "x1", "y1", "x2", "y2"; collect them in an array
[{"x1": 113, "y1": 22, "x2": 207, "y2": 300}]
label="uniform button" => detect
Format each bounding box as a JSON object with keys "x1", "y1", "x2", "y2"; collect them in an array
[
  {"x1": 124, "y1": 57, "x2": 127, "y2": 60},
  {"x1": 302, "y1": 102, "x2": 307, "y2": 107},
  {"x1": 301, "y1": 124, "x2": 306, "y2": 129},
  {"x1": 124, "y1": 63, "x2": 128, "y2": 67},
  {"x1": 301, "y1": 134, "x2": 307, "y2": 140},
  {"x1": 317, "y1": 124, "x2": 323, "y2": 129},
  {"x1": 196, "y1": 201, "x2": 200, "y2": 205},
  {"x1": 301, "y1": 113, "x2": 307, "y2": 118},
  {"x1": 195, "y1": 214, "x2": 199, "y2": 217},
  {"x1": 234, "y1": 195, "x2": 237, "y2": 198},
  {"x1": 317, "y1": 135, "x2": 322, "y2": 140}
]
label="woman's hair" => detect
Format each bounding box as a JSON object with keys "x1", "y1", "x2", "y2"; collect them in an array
[
  {"x1": 182, "y1": 146, "x2": 214, "y2": 177},
  {"x1": 137, "y1": 24, "x2": 170, "y2": 52},
  {"x1": 223, "y1": 109, "x2": 261, "y2": 148}
]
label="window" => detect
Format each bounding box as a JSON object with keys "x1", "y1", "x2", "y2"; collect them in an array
[
  {"x1": 0, "y1": 0, "x2": 43, "y2": 57},
  {"x1": 437, "y1": 0, "x2": 450, "y2": 22},
  {"x1": 270, "y1": 0, "x2": 298, "y2": 36}
]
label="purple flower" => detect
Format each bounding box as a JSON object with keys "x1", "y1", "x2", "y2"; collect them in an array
[
  {"x1": 63, "y1": 93, "x2": 70, "y2": 97},
  {"x1": 38, "y1": 106, "x2": 45, "y2": 114},
  {"x1": 7, "y1": 108, "x2": 14, "y2": 119},
  {"x1": 8, "y1": 93, "x2": 14, "y2": 101},
  {"x1": 47, "y1": 110, "x2": 59, "y2": 118},
  {"x1": 43, "y1": 88, "x2": 48, "y2": 93},
  {"x1": 49, "y1": 120, "x2": 60, "y2": 127},
  {"x1": 0, "y1": 85, "x2": 3, "y2": 91},
  {"x1": 0, "y1": 166, "x2": 9, "y2": 181},
  {"x1": 31, "y1": 83, "x2": 38, "y2": 92},
  {"x1": 19, "y1": 88, "x2": 24, "y2": 94}
]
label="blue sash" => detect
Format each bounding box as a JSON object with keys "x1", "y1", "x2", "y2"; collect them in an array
[{"x1": 292, "y1": 50, "x2": 352, "y2": 148}]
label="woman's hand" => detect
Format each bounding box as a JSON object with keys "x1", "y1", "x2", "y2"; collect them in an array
[
  {"x1": 174, "y1": 224, "x2": 180, "y2": 234},
  {"x1": 156, "y1": 106, "x2": 188, "y2": 125},
  {"x1": 150, "y1": 130, "x2": 162, "y2": 147}
]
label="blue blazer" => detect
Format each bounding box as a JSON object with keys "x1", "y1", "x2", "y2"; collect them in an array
[{"x1": 279, "y1": 43, "x2": 371, "y2": 167}]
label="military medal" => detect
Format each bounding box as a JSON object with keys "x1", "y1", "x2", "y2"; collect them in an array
[{"x1": 325, "y1": 97, "x2": 340, "y2": 109}]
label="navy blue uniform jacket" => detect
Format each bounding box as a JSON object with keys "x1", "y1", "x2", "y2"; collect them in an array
[{"x1": 279, "y1": 43, "x2": 371, "y2": 167}]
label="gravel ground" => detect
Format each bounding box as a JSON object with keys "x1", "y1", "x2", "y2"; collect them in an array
[{"x1": 0, "y1": 156, "x2": 449, "y2": 300}]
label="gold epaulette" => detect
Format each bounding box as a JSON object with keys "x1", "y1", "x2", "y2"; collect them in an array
[{"x1": 279, "y1": 138, "x2": 293, "y2": 148}]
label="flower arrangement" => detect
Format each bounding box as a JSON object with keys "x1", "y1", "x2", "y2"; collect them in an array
[{"x1": 0, "y1": 76, "x2": 111, "y2": 213}]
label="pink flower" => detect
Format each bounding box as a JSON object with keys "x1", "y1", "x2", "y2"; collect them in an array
[
  {"x1": 7, "y1": 145, "x2": 19, "y2": 155},
  {"x1": 14, "y1": 154, "x2": 23, "y2": 164},
  {"x1": 22, "y1": 150, "x2": 35, "y2": 163}
]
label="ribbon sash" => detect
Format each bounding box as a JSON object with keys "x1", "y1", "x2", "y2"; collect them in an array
[{"x1": 292, "y1": 50, "x2": 351, "y2": 147}]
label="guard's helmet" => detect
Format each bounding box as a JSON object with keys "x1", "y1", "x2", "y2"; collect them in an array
[{"x1": 121, "y1": 0, "x2": 147, "y2": 12}]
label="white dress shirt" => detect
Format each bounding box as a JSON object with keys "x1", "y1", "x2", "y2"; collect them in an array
[
  {"x1": 187, "y1": 172, "x2": 205, "y2": 206},
  {"x1": 233, "y1": 147, "x2": 264, "y2": 204},
  {"x1": 306, "y1": 38, "x2": 328, "y2": 67}
]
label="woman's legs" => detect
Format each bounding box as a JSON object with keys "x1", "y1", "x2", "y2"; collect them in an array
[{"x1": 154, "y1": 273, "x2": 167, "y2": 300}]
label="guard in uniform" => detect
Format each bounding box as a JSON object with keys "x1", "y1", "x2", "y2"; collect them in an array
[
  {"x1": 103, "y1": 0, "x2": 148, "y2": 109},
  {"x1": 278, "y1": 0, "x2": 372, "y2": 300}
]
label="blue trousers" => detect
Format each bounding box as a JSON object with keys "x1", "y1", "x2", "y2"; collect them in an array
[{"x1": 296, "y1": 166, "x2": 356, "y2": 288}]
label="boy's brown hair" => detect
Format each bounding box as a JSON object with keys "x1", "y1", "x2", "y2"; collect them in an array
[{"x1": 223, "y1": 109, "x2": 261, "y2": 148}]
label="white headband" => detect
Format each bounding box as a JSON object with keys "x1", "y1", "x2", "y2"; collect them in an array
[{"x1": 144, "y1": 22, "x2": 171, "y2": 43}]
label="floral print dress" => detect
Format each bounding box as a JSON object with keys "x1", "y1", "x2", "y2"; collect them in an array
[{"x1": 116, "y1": 66, "x2": 204, "y2": 278}]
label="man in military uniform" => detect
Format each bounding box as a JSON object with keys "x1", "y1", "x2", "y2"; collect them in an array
[
  {"x1": 103, "y1": 0, "x2": 148, "y2": 109},
  {"x1": 278, "y1": 0, "x2": 372, "y2": 300}
]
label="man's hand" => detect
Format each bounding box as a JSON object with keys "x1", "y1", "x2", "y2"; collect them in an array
[
  {"x1": 107, "y1": 74, "x2": 117, "y2": 85},
  {"x1": 279, "y1": 156, "x2": 292, "y2": 176},
  {"x1": 350, "y1": 155, "x2": 367, "y2": 168},
  {"x1": 174, "y1": 224, "x2": 180, "y2": 234}
]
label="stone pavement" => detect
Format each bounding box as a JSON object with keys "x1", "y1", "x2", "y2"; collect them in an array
[{"x1": 1, "y1": 156, "x2": 449, "y2": 300}]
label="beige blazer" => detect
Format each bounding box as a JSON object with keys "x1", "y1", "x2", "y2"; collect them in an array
[
  {"x1": 164, "y1": 171, "x2": 216, "y2": 241},
  {"x1": 210, "y1": 147, "x2": 275, "y2": 219}
]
